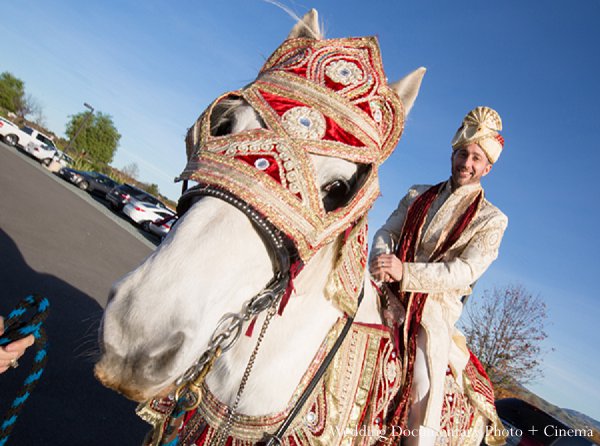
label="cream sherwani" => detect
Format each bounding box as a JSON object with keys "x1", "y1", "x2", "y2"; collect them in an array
[{"x1": 370, "y1": 179, "x2": 508, "y2": 431}]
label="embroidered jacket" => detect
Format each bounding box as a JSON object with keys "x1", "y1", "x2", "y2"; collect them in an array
[{"x1": 370, "y1": 179, "x2": 508, "y2": 429}]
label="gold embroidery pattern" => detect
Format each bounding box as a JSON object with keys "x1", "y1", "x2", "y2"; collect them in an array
[
  {"x1": 179, "y1": 321, "x2": 401, "y2": 445},
  {"x1": 325, "y1": 216, "x2": 369, "y2": 316},
  {"x1": 325, "y1": 60, "x2": 364, "y2": 86},
  {"x1": 462, "y1": 361, "x2": 507, "y2": 446},
  {"x1": 436, "y1": 372, "x2": 477, "y2": 446},
  {"x1": 281, "y1": 106, "x2": 327, "y2": 140},
  {"x1": 179, "y1": 38, "x2": 404, "y2": 317}
]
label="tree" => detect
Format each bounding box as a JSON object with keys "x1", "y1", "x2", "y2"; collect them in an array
[
  {"x1": 144, "y1": 183, "x2": 160, "y2": 197},
  {"x1": 0, "y1": 72, "x2": 45, "y2": 121},
  {"x1": 460, "y1": 284, "x2": 552, "y2": 389},
  {"x1": 65, "y1": 111, "x2": 121, "y2": 164},
  {"x1": 0, "y1": 72, "x2": 25, "y2": 114},
  {"x1": 121, "y1": 162, "x2": 139, "y2": 180},
  {"x1": 23, "y1": 94, "x2": 46, "y2": 127}
]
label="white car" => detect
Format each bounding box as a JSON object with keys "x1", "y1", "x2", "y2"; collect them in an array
[
  {"x1": 16, "y1": 126, "x2": 56, "y2": 156},
  {"x1": 123, "y1": 201, "x2": 175, "y2": 232},
  {"x1": 0, "y1": 116, "x2": 20, "y2": 145},
  {"x1": 53, "y1": 150, "x2": 74, "y2": 168},
  {"x1": 26, "y1": 143, "x2": 59, "y2": 165},
  {"x1": 148, "y1": 215, "x2": 178, "y2": 241}
]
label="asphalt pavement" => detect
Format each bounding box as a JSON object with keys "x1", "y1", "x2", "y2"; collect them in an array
[{"x1": 0, "y1": 142, "x2": 157, "y2": 444}]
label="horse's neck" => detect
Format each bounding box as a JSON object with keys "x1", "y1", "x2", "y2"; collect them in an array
[{"x1": 205, "y1": 242, "x2": 380, "y2": 416}]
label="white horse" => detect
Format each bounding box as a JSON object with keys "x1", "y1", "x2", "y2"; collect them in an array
[{"x1": 96, "y1": 10, "x2": 498, "y2": 446}]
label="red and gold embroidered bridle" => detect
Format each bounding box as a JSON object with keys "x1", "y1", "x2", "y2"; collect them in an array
[{"x1": 178, "y1": 35, "x2": 404, "y2": 311}]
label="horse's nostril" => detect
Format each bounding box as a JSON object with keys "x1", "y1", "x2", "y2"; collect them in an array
[{"x1": 146, "y1": 332, "x2": 185, "y2": 378}]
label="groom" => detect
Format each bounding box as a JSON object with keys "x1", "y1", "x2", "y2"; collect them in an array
[{"x1": 370, "y1": 106, "x2": 508, "y2": 445}]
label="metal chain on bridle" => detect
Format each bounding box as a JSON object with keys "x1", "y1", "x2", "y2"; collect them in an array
[
  {"x1": 173, "y1": 272, "x2": 289, "y2": 399},
  {"x1": 211, "y1": 299, "x2": 280, "y2": 446},
  {"x1": 139, "y1": 185, "x2": 293, "y2": 446},
  {"x1": 173, "y1": 184, "x2": 292, "y2": 396},
  {"x1": 148, "y1": 279, "x2": 288, "y2": 446},
  {"x1": 0, "y1": 295, "x2": 49, "y2": 446}
]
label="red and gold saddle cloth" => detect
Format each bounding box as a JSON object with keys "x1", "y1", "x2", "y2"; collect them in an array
[
  {"x1": 142, "y1": 331, "x2": 504, "y2": 446},
  {"x1": 170, "y1": 320, "x2": 402, "y2": 446},
  {"x1": 432, "y1": 351, "x2": 506, "y2": 446}
]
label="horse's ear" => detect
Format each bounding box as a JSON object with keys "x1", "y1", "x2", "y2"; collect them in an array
[
  {"x1": 390, "y1": 67, "x2": 426, "y2": 116},
  {"x1": 287, "y1": 9, "x2": 322, "y2": 40}
]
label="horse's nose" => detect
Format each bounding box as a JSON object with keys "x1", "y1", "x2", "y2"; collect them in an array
[{"x1": 95, "y1": 331, "x2": 186, "y2": 401}]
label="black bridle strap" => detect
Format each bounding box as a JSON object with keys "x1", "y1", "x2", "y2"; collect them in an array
[
  {"x1": 263, "y1": 286, "x2": 365, "y2": 446},
  {"x1": 177, "y1": 185, "x2": 293, "y2": 275}
]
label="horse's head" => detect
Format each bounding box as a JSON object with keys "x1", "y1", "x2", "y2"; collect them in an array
[{"x1": 95, "y1": 9, "x2": 425, "y2": 403}]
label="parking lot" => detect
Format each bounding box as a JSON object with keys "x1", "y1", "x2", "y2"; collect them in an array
[{"x1": 0, "y1": 142, "x2": 153, "y2": 444}]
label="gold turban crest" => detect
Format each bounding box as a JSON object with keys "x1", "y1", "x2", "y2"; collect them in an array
[{"x1": 451, "y1": 106, "x2": 504, "y2": 163}]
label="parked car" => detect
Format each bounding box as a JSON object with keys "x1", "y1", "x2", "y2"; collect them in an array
[
  {"x1": 123, "y1": 201, "x2": 175, "y2": 231},
  {"x1": 27, "y1": 143, "x2": 60, "y2": 165},
  {"x1": 59, "y1": 168, "x2": 120, "y2": 196},
  {"x1": 0, "y1": 116, "x2": 20, "y2": 145},
  {"x1": 495, "y1": 398, "x2": 594, "y2": 445},
  {"x1": 106, "y1": 183, "x2": 168, "y2": 211},
  {"x1": 148, "y1": 215, "x2": 178, "y2": 240},
  {"x1": 0, "y1": 122, "x2": 65, "y2": 167},
  {"x1": 53, "y1": 150, "x2": 74, "y2": 167},
  {"x1": 12, "y1": 125, "x2": 56, "y2": 156}
]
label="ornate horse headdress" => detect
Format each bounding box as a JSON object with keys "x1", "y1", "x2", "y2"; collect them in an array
[{"x1": 178, "y1": 36, "x2": 407, "y2": 315}]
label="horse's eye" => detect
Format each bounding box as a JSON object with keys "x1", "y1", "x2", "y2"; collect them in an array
[
  {"x1": 323, "y1": 179, "x2": 350, "y2": 196},
  {"x1": 212, "y1": 119, "x2": 233, "y2": 137},
  {"x1": 322, "y1": 179, "x2": 351, "y2": 212}
]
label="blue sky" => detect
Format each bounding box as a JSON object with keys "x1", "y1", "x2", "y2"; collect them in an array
[{"x1": 2, "y1": 1, "x2": 599, "y2": 421}]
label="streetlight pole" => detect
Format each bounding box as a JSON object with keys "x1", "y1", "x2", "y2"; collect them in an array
[{"x1": 64, "y1": 102, "x2": 94, "y2": 155}]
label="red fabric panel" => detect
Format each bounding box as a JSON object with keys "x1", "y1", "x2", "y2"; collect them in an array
[
  {"x1": 324, "y1": 76, "x2": 343, "y2": 91},
  {"x1": 430, "y1": 192, "x2": 482, "y2": 261},
  {"x1": 234, "y1": 154, "x2": 282, "y2": 184},
  {"x1": 259, "y1": 90, "x2": 306, "y2": 116},
  {"x1": 286, "y1": 65, "x2": 308, "y2": 79},
  {"x1": 356, "y1": 101, "x2": 373, "y2": 118},
  {"x1": 258, "y1": 90, "x2": 365, "y2": 147},
  {"x1": 278, "y1": 260, "x2": 305, "y2": 315},
  {"x1": 396, "y1": 183, "x2": 443, "y2": 264},
  {"x1": 468, "y1": 349, "x2": 492, "y2": 384},
  {"x1": 322, "y1": 116, "x2": 365, "y2": 147}
]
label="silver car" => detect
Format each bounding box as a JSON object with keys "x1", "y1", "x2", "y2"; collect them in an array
[{"x1": 148, "y1": 215, "x2": 178, "y2": 241}]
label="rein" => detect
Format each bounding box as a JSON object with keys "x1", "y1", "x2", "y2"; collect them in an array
[
  {"x1": 263, "y1": 287, "x2": 364, "y2": 446},
  {"x1": 0, "y1": 295, "x2": 49, "y2": 446}
]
